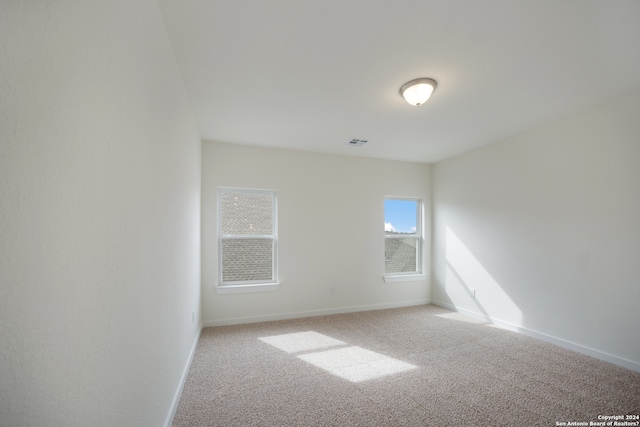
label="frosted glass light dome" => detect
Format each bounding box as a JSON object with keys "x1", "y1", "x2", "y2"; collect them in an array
[{"x1": 399, "y1": 78, "x2": 437, "y2": 106}]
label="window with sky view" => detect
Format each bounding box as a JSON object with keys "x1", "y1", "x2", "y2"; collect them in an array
[{"x1": 384, "y1": 198, "x2": 421, "y2": 274}]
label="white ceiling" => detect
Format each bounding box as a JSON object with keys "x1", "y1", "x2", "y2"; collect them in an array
[{"x1": 158, "y1": 0, "x2": 640, "y2": 163}]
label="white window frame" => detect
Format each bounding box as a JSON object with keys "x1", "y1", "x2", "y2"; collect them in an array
[
  {"x1": 217, "y1": 187, "x2": 279, "y2": 294},
  {"x1": 383, "y1": 197, "x2": 425, "y2": 282}
]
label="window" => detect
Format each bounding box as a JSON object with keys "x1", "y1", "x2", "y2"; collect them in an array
[
  {"x1": 218, "y1": 188, "x2": 277, "y2": 288},
  {"x1": 384, "y1": 198, "x2": 422, "y2": 276}
]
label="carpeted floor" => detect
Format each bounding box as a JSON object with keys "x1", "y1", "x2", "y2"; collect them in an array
[{"x1": 173, "y1": 305, "x2": 640, "y2": 426}]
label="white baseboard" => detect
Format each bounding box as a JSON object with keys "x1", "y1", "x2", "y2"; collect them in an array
[
  {"x1": 164, "y1": 326, "x2": 202, "y2": 427},
  {"x1": 202, "y1": 299, "x2": 431, "y2": 327},
  {"x1": 432, "y1": 300, "x2": 640, "y2": 373}
]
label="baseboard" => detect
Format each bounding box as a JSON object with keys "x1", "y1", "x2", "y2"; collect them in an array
[
  {"x1": 202, "y1": 299, "x2": 431, "y2": 327},
  {"x1": 164, "y1": 326, "x2": 202, "y2": 427},
  {"x1": 432, "y1": 300, "x2": 640, "y2": 373}
]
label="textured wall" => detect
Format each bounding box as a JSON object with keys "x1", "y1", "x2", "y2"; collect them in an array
[
  {"x1": 432, "y1": 89, "x2": 640, "y2": 371},
  {"x1": 0, "y1": 1, "x2": 201, "y2": 425}
]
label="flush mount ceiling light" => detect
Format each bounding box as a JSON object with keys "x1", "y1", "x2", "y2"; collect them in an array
[{"x1": 399, "y1": 78, "x2": 437, "y2": 106}]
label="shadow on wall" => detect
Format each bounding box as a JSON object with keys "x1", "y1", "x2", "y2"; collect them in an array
[{"x1": 442, "y1": 226, "x2": 522, "y2": 326}]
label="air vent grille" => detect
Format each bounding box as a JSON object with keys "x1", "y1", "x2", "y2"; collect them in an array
[{"x1": 347, "y1": 138, "x2": 368, "y2": 147}]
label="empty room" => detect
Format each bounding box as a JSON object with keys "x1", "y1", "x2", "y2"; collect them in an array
[{"x1": 1, "y1": 1, "x2": 639, "y2": 426}]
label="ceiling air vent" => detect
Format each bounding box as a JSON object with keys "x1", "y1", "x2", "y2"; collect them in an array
[{"x1": 347, "y1": 138, "x2": 368, "y2": 147}]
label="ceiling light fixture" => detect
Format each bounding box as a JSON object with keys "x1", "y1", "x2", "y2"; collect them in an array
[{"x1": 399, "y1": 78, "x2": 437, "y2": 106}]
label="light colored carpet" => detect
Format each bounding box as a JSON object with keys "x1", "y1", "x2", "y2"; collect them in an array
[{"x1": 173, "y1": 305, "x2": 640, "y2": 426}]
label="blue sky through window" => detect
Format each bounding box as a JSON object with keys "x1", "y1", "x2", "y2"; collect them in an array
[{"x1": 384, "y1": 199, "x2": 418, "y2": 234}]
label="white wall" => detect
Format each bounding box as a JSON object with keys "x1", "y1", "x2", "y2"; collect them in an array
[
  {"x1": 202, "y1": 142, "x2": 431, "y2": 325},
  {"x1": 432, "y1": 89, "x2": 640, "y2": 371},
  {"x1": 0, "y1": 1, "x2": 201, "y2": 425}
]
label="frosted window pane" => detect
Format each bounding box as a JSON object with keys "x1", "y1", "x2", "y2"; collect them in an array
[{"x1": 221, "y1": 191, "x2": 273, "y2": 235}]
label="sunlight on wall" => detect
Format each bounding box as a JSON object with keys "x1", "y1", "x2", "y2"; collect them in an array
[
  {"x1": 259, "y1": 331, "x2": 416, "y2": 383},
  {"x1": 445, "y1": 226, "x2": 522, "y2": 324}
]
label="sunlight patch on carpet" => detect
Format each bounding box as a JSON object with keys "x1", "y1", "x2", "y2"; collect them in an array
[
  {"x1": 298, "y1": 346, "x2": 417, "y2": 383},
  {"x1": 258, "y1": 331, "x2": 345, "y2": 353},
  {"x1": 259, "y1": 331, "x2": 417, "y2": 383}
]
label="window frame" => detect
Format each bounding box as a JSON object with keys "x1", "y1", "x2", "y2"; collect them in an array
[
  {"x1": 384, "y1": 196, "x2": 424, "y2": 279},
  {"x1": 217, "y1": 187, "x2": 278, "y2": 292}
]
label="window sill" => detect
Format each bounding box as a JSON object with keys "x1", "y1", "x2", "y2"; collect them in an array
[
  {"x1": 383, "y1": 274, "x2": 426, "y2": 283},
  {"x1": 215, "y1": 283, "x2": 280, "y2": 295}
]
